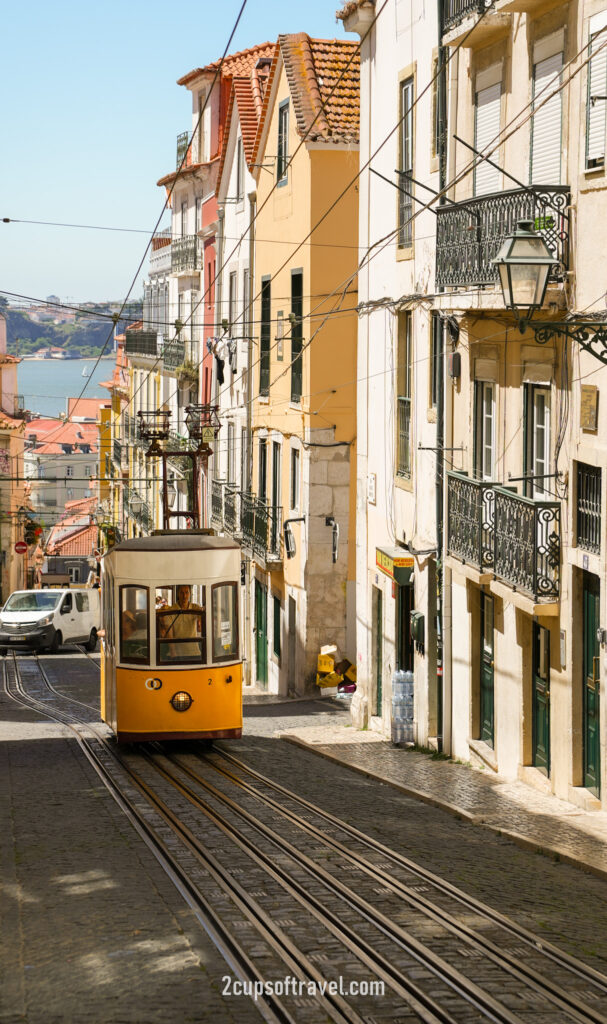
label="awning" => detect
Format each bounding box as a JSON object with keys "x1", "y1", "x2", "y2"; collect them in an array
[{"x1": 376, "y1": 546, "x2": 414, "y2": 585}]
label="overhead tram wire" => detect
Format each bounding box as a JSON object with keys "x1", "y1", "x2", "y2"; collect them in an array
[
  {"x1": 16, "y1": 4, "x2": 594, "y2": 472},
  {"x1": 19, "y1": 0, "x2": 250, "y2": 457}
]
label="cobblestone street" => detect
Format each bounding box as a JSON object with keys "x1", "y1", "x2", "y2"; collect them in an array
[{"x1": 2, "y1": 654, "x2": 607, "y2": 1024}]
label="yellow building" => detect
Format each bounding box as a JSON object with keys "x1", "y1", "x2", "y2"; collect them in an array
[{"x1": 246, "y1": 34, "x2": 360, "y2": 692}]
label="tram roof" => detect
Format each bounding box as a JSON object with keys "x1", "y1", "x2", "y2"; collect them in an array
[{"x1": 110, "y1": 532, "x2": 240, "y2": 554}]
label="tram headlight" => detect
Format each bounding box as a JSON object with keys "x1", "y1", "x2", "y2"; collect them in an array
[{"x1": 170, "y1": 691, "x2": 193, "y2": 713}]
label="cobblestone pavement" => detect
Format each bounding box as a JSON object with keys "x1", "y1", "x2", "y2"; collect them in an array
[
  {"x1": 4, "y1": 656, "x2": 607, "y2": 1023},
  {"x1": 272, "y1": 710, "x2": 607, "y2": 881}
]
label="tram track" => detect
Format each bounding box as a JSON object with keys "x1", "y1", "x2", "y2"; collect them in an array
[
  {"x1": 205, "y1": 745, "x2": 607, "y2": 1001},
  {"x1": 10, "y1": 649, "x2": 607, "y2": 1024},
  {"x1": 147, "y1": 745, "x2": 607, "y2": 1024},
  {"x1": 2, "y1": 654, "x2": 343, "y2": 1024}
]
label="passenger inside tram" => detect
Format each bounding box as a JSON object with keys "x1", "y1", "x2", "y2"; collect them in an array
[{"x1": 157, "y1": 585, "x2": 205, "y2": 662}]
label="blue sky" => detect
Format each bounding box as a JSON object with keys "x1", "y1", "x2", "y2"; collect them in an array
[{"x1": 0, "y1": 1, "x2": 349, "y2": 305}]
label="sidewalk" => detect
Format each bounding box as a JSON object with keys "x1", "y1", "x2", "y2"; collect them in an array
[{"x1": 277, "y1": 713, "x2": 607, "y2": 880}]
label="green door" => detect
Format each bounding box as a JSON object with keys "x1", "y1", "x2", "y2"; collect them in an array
[
  {"x1": 532, "y1": 623, "x2": 550, "y2": 774},
  {"x1": 583, "y1": 572, "x2": 601, "y2": 796},
  {"x1": 255, "y1": 579, "x2": 268, "y2": 687},
  {"x1": 480, "y1": 593, "x2": 494, "y2": 747},
  {"x1": 372, "y1": 586, "x2": 383, "y2": 717}
]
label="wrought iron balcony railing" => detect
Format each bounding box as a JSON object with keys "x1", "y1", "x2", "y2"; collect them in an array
[
  {"x1": 176, "y1": 131, "x2": 190, "y2": 169},
  {"x1": 224, "y1": 485, "x2": 240, "y2": 535},
  {"x1": 441, "y1": 0, "x2": 489, "y2": 35},
  {"x1": 211, "y1": 478, "x2": 225, "y2": 529},
  {"x1": 446, "y1": 472, "x2": 495, "y2": 571},
  {"x1": 171, "y1": 235, "x2": 200, "y2": 274},
  {"x1": 125, "y1": 329, "x2": 159, "y2": 358},
  {"x1": 240, "y1": 491, "x2": 282, "y2": 561},
  {"x1": 446, "y1": 472, "x2": 561, "y2": 602},
  {"x1": 435, "y1": 185, "x2": 570, "y2": 290},
  {"x1": 576, "y1": 462, "x2": 601, "y2": 555},
  {"x1": 162, "y1": 339, "x2": 186, "y2": 372}
]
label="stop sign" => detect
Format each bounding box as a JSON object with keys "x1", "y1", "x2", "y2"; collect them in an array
[{"x1": 15, "y1": 541, "x2": 27, "y2": 554}]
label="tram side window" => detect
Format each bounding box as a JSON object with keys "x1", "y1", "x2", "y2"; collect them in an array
[
  {"x1": 156, "y1": 584, "x2": 206, "y2": 664},
  {"x1": 120, "y1": 586, "x2": 149, "y2": 663},
  {"x1": 212, "y1": 583, "x2": 239, "y2": 662}
]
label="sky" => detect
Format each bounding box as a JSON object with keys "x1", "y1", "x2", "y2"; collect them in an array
[{"x1": 0, "y1": 1, "x2": 349, "y2": 306}]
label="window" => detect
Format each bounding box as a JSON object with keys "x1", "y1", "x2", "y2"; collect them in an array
[
  {"x1": 587, "y1": 23, "x2": 607, "y2": 169},
  {"x1": 67, "y1": 488, "x2": 74, "y2": 500},
  {"x1": 236, "y1": 136, "x2": 244, "y2": 199},
  {"x1": 277, "y1": 100, "x2": 289, "y2": 183},
  {"x1": 396, "y1": 312, "x2": 412, "y2": 479},
  {"x1": 273, "y1": 595, "x2": 281, "y2": 660},
  {"x1": 258, "y1": 438, "x2": 267, "y2": 500},
  {"x1": 241, "y1": 428, "x2": 247, "y2": 491},
  {"x1": 229, "y1": 271, "x2": 237, "y2": 331},
  {"x1": 430, "y1": 312, "x2": 441, "y2": 409},
  {"x1": 85, "y1": 465, "x2": 91, "y2": 477},
  {"x1": 75, "y1": 592, "x2": 89, "y2": 612},
  {"x1": 120, "y1": 585, "x2": 149, "y2": 664},
  {"x1": 68, "y1": 567, "x2": 80, "y2": 584},
  {"x1": 227, "y1": 422, "x2": 235, "y2": 483},
  {"x1": 260, "y1": 276, "x2": 271, "y2": 396},
  {"x1": 474, "y1": 381, "x2": 496, "y2": 481},
  {"x1": 181, "y1": 201, "x2": 187, "y2": 238},
  {"x1": 530, "y1": 52, "x2": 563, "y2": 184},
  {"x1": 66, "y1": 466, "x2": 74, "y2": 477},
  {"x1": 474, "y1": 77, "x2": 501, "y2": 195},
  {"x1": 291, "y1": 270, "x2": 303, "y2": 402},
  {"x1": 195, "y1": 196, "x2": 202, "y2": 231},
  {"x1": 211, "y1": 583, "x2": 239, "y2": 662},
  {"x1": 156, "y1": 584, "x2": 206, "y2": 664},
  {"x1": 398, "y1": 77, "x2": 414, "y2": 247},
  {"x1": 290, "y1": 447, "x2": 300, "y2": 510},
  {"x1": 242, "y1": 268, "x2": 250, "y2": 337},
  {"x1": 577, "y1": 462, "x2": 602, "y2": 554},
  {"x1": 523, "y1": 384, "x2": 551, "y2": 499}
]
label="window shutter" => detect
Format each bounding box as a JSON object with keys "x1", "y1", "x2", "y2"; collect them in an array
[
  {"x1": 587, "y1": 32, "x2": 607, "y2": 169},
  {"x1": 474, "y1": 84, "x2": 501, "y2": 195},
  {"x1": 531, "y1": 53, "x2": 563, "y2": 184}
]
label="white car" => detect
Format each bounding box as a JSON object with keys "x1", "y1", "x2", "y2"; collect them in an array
[{"x1": 0, "y1": 588, "x2": 100, "y2": 655}]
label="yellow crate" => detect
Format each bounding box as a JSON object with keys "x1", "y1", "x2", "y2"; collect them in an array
[
  {"x1": 317, "y1": 654, "x2": 335, "y2": 673},
  {"x1": 317, "y1": 670, "x2": 343, "y2": 687},
  {"x1": 345, "y1": 664, "x2": 357, "y2": 683}
]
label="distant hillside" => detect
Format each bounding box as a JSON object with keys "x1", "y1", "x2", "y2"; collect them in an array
[{"x1": 0, "y1": 299, "x2": 142, "y2": 358}]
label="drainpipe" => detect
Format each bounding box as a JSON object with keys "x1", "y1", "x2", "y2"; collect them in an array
[
  {"x1": 436, "y1": 3, "x2": 449, "y2": 752},
  {"x1": 243, "y1": 191, "x2": 256, "y2": 687}
]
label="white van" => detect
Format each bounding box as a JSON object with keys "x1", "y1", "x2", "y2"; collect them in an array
[{"x1": 0, "y1": 588, "x2": 100, "y2": 654}]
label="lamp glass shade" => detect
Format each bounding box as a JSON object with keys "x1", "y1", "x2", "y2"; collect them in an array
[{"x1": 492, "y1": 220, "x2": 554, "y2": 314}]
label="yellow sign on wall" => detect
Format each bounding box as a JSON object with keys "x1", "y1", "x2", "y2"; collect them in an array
[{"x1": 376, "y1": 547, "x2": 414, "y2": 583}]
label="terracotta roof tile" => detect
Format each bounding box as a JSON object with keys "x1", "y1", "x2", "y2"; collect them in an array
[
  {"x1": 252, "y1": 35, "x2": 359, "y2": 165},
  {"x1": 178, "y1": 42, "x2": 275, "y2": 86}
]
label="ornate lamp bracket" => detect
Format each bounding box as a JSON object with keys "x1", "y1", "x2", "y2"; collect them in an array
[{"x1": 529, "y1": 321, "x2": 607, "y2": 366}]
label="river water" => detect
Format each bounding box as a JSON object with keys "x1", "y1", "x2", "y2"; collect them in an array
[{"x1": 17, "y1": 357, "x2": 116, "y2": 418}]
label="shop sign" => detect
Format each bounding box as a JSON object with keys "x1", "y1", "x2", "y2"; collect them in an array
[
  {"x1": 580, "y1": 385, "x2": 599, "y2": 431},
  {"x1": 375, "y1": 547, "x2": 414, "y2": 585}
]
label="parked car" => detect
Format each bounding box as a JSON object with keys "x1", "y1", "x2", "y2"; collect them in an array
[{"x1": 0, "y1": 588, "x2": 100, "y2": 654}]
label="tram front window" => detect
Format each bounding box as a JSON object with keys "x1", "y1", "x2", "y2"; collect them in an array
[
  {"x1": 156, "y1": 584, "x2": 206, "y2": 664},
  {"x1": 120, "y1": 586, "x2": 149, "y2": 663}
]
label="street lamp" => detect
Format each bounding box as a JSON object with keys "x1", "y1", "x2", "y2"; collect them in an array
[
  {"x1": 492, "y1": 220, "x2": 554, "y2": 327},
  {"x1": 492, "y1": 219, "x2": 607, "y2": 365}
]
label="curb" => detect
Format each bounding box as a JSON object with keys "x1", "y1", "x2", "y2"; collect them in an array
[{"x1": 279, "y1": 734, "x2": 607, "y2": 884}]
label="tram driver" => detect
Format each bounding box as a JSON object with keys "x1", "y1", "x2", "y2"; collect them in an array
[{"x1": 157, "y1": 585, "x2": 205, "y2": 661}]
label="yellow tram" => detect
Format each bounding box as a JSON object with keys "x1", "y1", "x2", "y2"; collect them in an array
[{"x1": 100, "y1": 532, "x2": 242, "y2": 742}]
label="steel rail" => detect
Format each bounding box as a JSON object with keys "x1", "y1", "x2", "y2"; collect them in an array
[
  {"x1": 144, "y1": 747, "x2": 527, "y2": 1024},
  {"x1": 1, "y1": 656, "x2": 307, "y2": 1024},
  {"x1": 212, "y1": 746, "x2": 607, "y2": 993},
  {"x1": 189, "y1": 748, "x2": 606, "y2": 1024}
]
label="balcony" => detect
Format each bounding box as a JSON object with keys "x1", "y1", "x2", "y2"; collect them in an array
[
  {"x1": 241, "y1": 491, "x2": 282, "y2": 562},
  {"x1": 446, "y1": 472, "x2": 561, "y2": 603},
  {"x1": 171, "y1": 235, "x2": 200, "y2": 274},
  {"x1": 211, "y1": 478, "x2": 225, "y2": 529},
  {"x1": 436, "y1": 186, "x2": 570, "y2": 290},
  {"x1": 162, "y1": 339, "x2": 186, "y2": 372},
  {"x1": 125, "y1": 329, "x2": 158, "y2": 359},
  {"x1": 211, "y1": 480, "x2": 241, "y2": 536},
  {"x1": 176, "y1": 131, "x2": 191, "y2": 169}
]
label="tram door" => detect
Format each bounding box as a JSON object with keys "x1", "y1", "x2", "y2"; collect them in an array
[
  {"x1": 583, "y1": 571, "x2": 601, "y2": 796},
  {"x1": 255, "y1": 579, "x2": 268, "y2": 688},
  {"x1": 532, "y1": 623, "x2": 550, "y2": 775}
]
